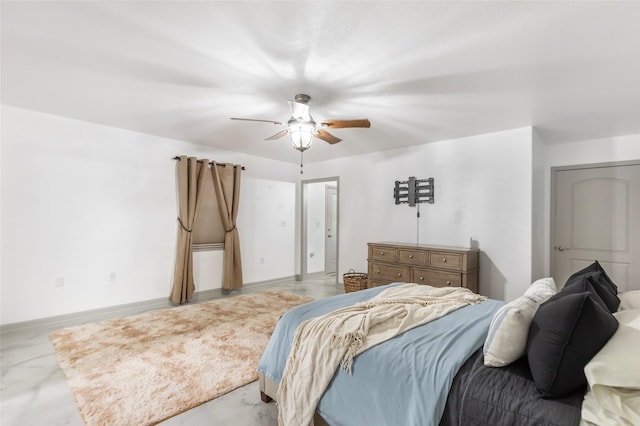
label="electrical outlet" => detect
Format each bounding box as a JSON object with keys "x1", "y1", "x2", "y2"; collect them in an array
[
  {"x1": 260, "y1": 257, "x2": 265, "y2": 264},
  {"x1": 55, "y1": 277, "x2": 65, "y2": 288},
  {"x1": 109, "y1": 272, "x2": 117, "y2": 282}
]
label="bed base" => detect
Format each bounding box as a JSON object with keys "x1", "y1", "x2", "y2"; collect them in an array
[{"x1": 260, "y1": 391, "x2": 272, "y2": 403}]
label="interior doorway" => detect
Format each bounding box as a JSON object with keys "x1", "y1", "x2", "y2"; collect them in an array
[
  {"x1": 325, "y1": 185, "x2": 338, "y2": 274},
  {"x1": 551, "y1": 161, "x2": 640, "y2": 291},
  {"x1": 301, "y1": 177, "x2": 339, "y2": 283}
]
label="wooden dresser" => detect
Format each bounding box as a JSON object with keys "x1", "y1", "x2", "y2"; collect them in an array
[{"x1": 367, "y1": 242, "x2": 479, "y2": 293}]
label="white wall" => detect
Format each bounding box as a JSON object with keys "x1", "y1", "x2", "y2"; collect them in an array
[
  {"x1": 542, "y1": 134, "x2": 640, "y2": 276},
  {"x1": 545, "y1": 135, "x2": 640, "y2": 167},
  {"x1": 0, "y1": 106, "x2": 300, "y2": 324},
  {"x1": 304, "y1": 127, "x2": 534, "y2": 302},
  {"x1": 531, "y1": 128, "x2": 546, "y2": 280},
  {"x1": 240, "y1": 178, "x2": 297, "y2": 282}
]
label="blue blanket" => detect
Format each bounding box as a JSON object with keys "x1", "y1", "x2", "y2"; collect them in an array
[{"x1": 258, "y1": 283, "x2": 504, "y2": 426}]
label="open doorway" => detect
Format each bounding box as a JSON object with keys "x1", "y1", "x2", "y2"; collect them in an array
[
  {"x1": 301, "y1": 177, "x2": 339, "y2": 283},
  {"x1": 325, "y1": 185, "x2": 337, "y2": 274}
]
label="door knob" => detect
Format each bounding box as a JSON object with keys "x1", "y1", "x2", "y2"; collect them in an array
[{"x1": 556, "y1": 246, "x2": 571, "y2": 251}]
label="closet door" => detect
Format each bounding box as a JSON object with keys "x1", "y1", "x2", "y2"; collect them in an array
[{"x1": 552, "y1": 163, "x2": 640, "y2": 291}]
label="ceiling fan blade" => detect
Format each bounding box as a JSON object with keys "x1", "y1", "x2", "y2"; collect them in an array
[
  {"x1": 320, "y1": 119, "x2": 371, "y2": 129},
  {"x1": 288, "y1": 101, "x2": 311, "y2": 121},
  {"x1": 315, "y1": 130, "x2": 342, "y2": 144},
  {"x1": 230, "y1": 117, "x2": 284, "y2": 125},
  {"x1": 265, "y1": 129, "x2": 289, "y2": 140}
]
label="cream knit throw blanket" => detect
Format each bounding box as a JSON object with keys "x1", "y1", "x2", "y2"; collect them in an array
[{"x1": 276, "y1": 284, "x2": 487, "y2": 426}]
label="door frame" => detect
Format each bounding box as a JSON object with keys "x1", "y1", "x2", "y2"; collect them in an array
[
  {"x1": 301, "y1": 177, "x2": 340, "y2": 283},
  {"x1": 550, "y1": 159, "x2": 640, "y2": 280}
]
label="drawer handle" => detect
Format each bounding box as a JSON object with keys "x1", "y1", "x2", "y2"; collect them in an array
[
  {"x1": 409, "y1": 254, "x2": 414, "y2": 259},
  {"x1": 446, "y1": 280, "x2": 451, "y2": 285},
  {"x1": 377, "y1": 269, "x2": 380, "y2": 273},
  {"x1": 397, "y1": 273, "x2": 402, "y2": 277},
  {"x1": 419, "y1": 276, "x2": 424, "y2": 281},
  {"x1": 442, "y1": 258, "x2": 447, "y2": 262},
  {"x1": 380, "y1": 251, "x2": 385, "y2": 255}
]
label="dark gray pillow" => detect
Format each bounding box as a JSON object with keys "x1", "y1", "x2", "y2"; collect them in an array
[
  {"x1": 564, "y1": 271, "x2": 620, "y2": 313},
  {"x1": 567, "y1": 261, "x2": 618, "y2": 295},
  {"x1": 526, "y1": 291, "x2": 618, "y2": 398}
]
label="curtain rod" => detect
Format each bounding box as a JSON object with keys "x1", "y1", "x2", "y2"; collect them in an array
[{"x1": 172, "y1": 156, "x2": 246, "y2": 170}]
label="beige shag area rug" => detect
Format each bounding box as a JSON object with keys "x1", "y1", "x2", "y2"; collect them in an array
[{"x1": 50, "y1": 290, "x2": 313, "y2": 426}]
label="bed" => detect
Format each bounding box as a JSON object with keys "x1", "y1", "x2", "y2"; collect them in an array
[{"x1": 258, "y1": 269, "x2": 633, "y2": 426}]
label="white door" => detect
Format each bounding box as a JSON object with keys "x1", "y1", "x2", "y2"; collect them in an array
[
  {"x1": 552, "y1": 163, "x2": 640, "y2": 291},
  {"x1": 324, "y1": 186, "x2": 337, "y2": 274}
]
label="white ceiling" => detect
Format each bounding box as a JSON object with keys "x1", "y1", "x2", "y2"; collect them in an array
[{"x1": 2, "y1": 1, "x2": 639, "y2": 164}]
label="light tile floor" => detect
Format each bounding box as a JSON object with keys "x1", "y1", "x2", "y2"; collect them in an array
[{"x1": 1, "y1": 274, "x2": 343, "y2": 426}]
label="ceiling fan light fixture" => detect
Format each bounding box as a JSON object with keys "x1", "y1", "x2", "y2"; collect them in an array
[
  {"x1": 231, "y1": 93, "x2": 369, "y2": 155},
  {"x1": 231, "y1": 94, "x2": 370, "y2": 174},
  {"x1": 288, "y1": 120, "x2": 316, "y2": 152}
]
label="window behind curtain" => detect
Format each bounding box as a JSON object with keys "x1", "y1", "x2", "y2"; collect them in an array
[{"x1": 192, "y1": 172, "x2": 225, "y2": 249}]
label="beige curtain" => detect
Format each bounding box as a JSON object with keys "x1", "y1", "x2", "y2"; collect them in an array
[
  {"x1": 211, "y1": 162, "x2": 243, "y2": 290},
  {"x1": 170, "y1": 156, "x2": 209, "y2": 304}
]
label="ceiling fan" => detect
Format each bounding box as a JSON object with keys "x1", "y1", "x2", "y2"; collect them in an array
[{"x1": 231, "y1": 94, "x2": 370, "y2": 173}]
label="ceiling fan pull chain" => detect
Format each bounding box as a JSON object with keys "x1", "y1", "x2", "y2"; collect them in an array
[{"x1": 300, "y1": 150, "x2": 304, "y2": 174}]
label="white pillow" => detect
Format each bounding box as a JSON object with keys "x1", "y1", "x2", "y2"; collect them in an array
[
  {"x1": 582, "y1": 309, "x2": 640, "y2": 426},
  {"x1": 618, "y1": 291, "x2": 640, "y2": 311},
  {"x1": 483, "y1": 277, "x2": 557, "y2": 367}
]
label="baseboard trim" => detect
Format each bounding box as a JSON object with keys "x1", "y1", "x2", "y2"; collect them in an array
[
  {"x1": 294, "y1": 271, "x2": 334, "y2": 281},
  {"x1": 0, "y1": 276, "x2": 298, "y2": 336}
]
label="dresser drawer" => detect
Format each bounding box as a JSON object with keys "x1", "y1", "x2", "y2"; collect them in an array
[
  {"x1": 371, "y1": 263, "x2": 410, "y2": 282},
  {"x1": 398, "y1": 249, "x2": 427, "y2": 266},
  {"x1": 412, "y1": 268, "x2": 461, "y2": 287},
  {"x1": 370, "y1": 279, "x2": 392, "y2": 288},
  {"x1": 429, "y1": 252, "x2": 462, "y2": 271},
  {"x1": 370, "y1": 246, "x2": 396, "y2": 262}
]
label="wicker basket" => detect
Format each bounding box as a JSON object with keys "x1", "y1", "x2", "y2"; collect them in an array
[{"x1": 343, "y1": 269, "x2": 368, "y2": 293}]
